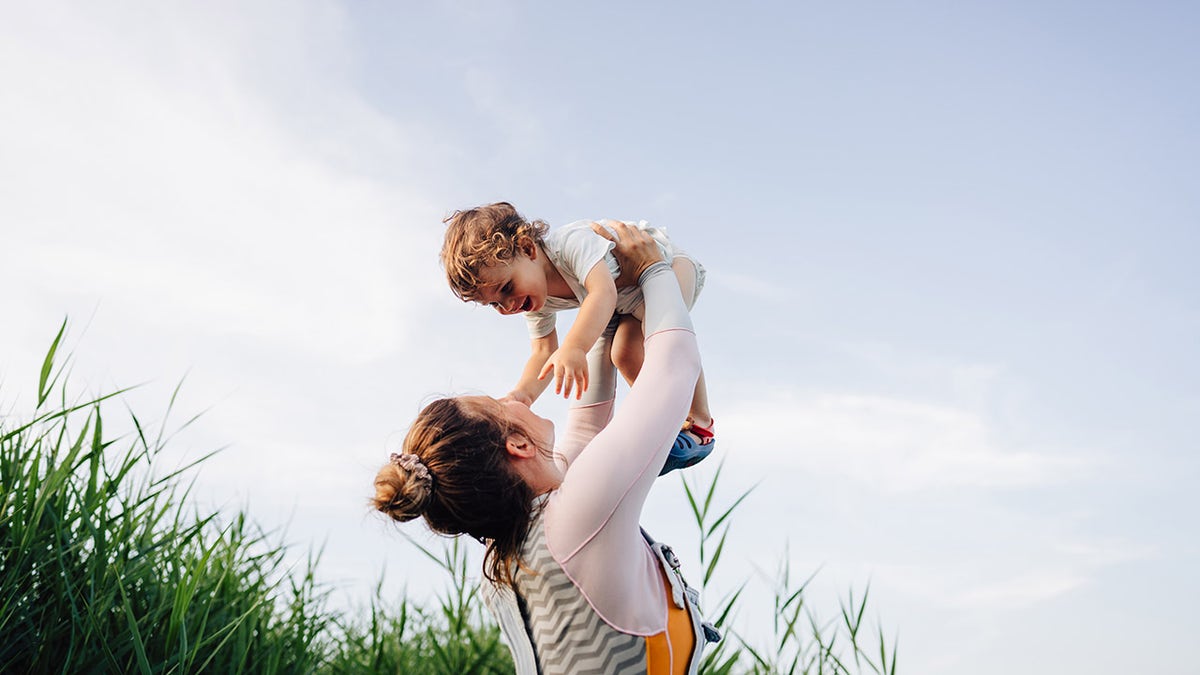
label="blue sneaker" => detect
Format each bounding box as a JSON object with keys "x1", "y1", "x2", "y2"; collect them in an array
[{"x1": 659, "y1": 429, "x2": 715, "y2": 476}]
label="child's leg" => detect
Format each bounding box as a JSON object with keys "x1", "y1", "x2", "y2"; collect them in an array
[
  {"x1": 611, "y1": 315, "x2": 644, "y2": 386},
  {"x1": 670, "y1": 258, "x2": 713, "y2": 429},
  {"x1": 623, "y1": 257, "x2": 713, "y2": 426},
  {"x1": 688, "y1": 370, "x2": 713, "y2": 430},
  {"x1": 556, "y1": 316, "x2": 621, "y2": 470},
  {"x1": 580, "y1": 316, "x2": 621, "y2": 407}
]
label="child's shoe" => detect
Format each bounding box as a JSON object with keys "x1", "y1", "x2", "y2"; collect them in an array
[{"x1": 659, "y1": 419, "x2": 716, "y2": 476}]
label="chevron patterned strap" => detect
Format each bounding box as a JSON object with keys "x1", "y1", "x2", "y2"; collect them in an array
[
  {"x1": 486, "y1": 516, "x2": 717, "y2": 674},
  {"x1": 513, "y1": 518, "x2": 646, "y2": 674}
]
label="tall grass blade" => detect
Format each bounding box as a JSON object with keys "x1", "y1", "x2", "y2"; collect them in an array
[
  {"x1": 36, "y1": 319, "x2": 66, "y2": 409},
  {"x1": 115, "y1": 576, "x2": 153, "y2": 675}
]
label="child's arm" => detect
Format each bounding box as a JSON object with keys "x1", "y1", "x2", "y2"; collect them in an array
[
  {"x1": 506, "y1": 331, "x2": 559, "y2": 405},
  {"x1": 538, "y1": 261, "x2": 618, "y2": 400}
]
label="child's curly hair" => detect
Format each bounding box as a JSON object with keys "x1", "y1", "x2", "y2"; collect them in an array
[{"x1": 440, "y1": 202, "x2": 549, "y2": 301}]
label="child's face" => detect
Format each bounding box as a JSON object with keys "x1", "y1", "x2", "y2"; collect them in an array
[{"x1": 474, "y1": 254, "x2": 547, "y2": 315}]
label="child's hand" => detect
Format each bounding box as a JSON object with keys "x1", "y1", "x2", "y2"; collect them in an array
[{"x1": 538, "y1": 346, "x2": 589, "y2": 400}]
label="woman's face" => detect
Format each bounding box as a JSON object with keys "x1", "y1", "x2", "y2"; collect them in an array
[{"x1": 459, "y1": 395, "x2": 555, "y2": 452}]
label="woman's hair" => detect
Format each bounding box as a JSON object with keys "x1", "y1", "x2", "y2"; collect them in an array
[
  {"x1": 440, "y1": 202, "x2": 549, "y2": 302},
  {"x1": 372, "y1": 397, "x2": 538, "y2": 586}
]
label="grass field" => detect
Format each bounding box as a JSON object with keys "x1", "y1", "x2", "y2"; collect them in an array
[{"x1": 1, "y1": 325, "x2": 895, "y2": 674}]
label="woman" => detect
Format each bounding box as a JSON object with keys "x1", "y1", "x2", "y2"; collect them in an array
[{"x1": 374, "y1": 222, "x2": 716, "y2": 674}]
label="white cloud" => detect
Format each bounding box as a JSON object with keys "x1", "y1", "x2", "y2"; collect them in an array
[
  {"x1": 0, "y1": 1, "x2": 444, "y2": 364},
  {"x1": 953, "y1": 569, "x2": 1088, "y2": 609},
  {"x1": 874, "y1": 529, "x2": 1156, "y2": 612},
  {"x1": 874, "y1": 562, "x2": 1088, "y2": 611},
  {"x1": 722, "y1": 388, "x2": 1081, "y2": 492},
  {"x1": 0, "y1": 1, "x2": 465, "y2": 614}
]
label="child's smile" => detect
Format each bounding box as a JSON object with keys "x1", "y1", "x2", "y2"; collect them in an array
[{"x1": 475, "y1": 255, "x2": 548, "y2": 315}]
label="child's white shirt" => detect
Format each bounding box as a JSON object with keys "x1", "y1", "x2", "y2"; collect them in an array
[{"x1": 525, "y1": 219, "x2": 687, "y2": 338}]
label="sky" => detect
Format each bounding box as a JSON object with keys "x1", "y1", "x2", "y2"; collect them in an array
[{"x1": 1, "y1": 1, "x2": 1197, "y2": 673}]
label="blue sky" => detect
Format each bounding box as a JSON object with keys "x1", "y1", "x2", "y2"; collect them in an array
[{"x1": 1, "y1": 2, "x2": 1196, "y2": 673}]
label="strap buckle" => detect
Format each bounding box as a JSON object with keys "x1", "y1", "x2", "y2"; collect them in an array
[{"x1": 659, "y1": 543, "x2": 682, "y2": 570}]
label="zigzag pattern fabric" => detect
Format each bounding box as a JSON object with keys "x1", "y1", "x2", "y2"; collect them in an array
[{"x1": 514, "y1": 515, "x2": 646, "y2": 674}]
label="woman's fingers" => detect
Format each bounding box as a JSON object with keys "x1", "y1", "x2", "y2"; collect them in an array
[
  {"x1": 591, "y1": 219, "x2": 642, "y2": 242},
  {"x1": 592, "y1": 219, "x2": 662, "y2": 282},
  {"x1": 609, "y1": 220, "x2": 635, "y2": 242},
  {"x1": 590, "y1": 220, "x2": 615, "y2": 240}
]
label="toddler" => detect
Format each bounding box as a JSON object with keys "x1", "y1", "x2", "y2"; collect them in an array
[{"x1": 440, "y1": 202, "x2": 715, "y2": 474}]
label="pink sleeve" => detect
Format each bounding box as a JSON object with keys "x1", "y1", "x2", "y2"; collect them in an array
[
  {"x1": 552, "y1": 401, "x2": 614, "y2": 473},
  {"x1": 552, "y1": 330, "x2": 699, "y2": 542},
  {"x1": 543, "y1": 261, "x2": 701, "y2": 634}
]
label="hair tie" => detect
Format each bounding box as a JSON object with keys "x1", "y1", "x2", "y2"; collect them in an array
[{"x1": 390, "y1": 452, "x2": 433, "y2": 492}]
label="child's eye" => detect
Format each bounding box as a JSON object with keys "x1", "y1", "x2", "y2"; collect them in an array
[{"x1": 502, "y1": 283, "x2": 512, "y2": 294}]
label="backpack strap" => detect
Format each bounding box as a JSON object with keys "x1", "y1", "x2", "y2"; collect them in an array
[
  {"x1": 481, "y1": 578, "x2": 539, "y2": 675},
  {"x1": 641, "y1": 527, "x2": 723, "y2": 654},
  {"x1": 484, "y1": 530, "x2": 722, "y2": 675}
]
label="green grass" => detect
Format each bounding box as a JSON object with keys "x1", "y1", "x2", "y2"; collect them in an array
[
  {"x1": 1, "y1": 322, "x2": 331, "y2": 673},
  {"x1": 2, "y1": 323, "x2": 897, "y2": 674},
  {"x1": 682, "y1": 464, "x2": 898, "y2": 675},
  {"x1": 327, "y1": 537, "x2": 513, "y2": 675}
]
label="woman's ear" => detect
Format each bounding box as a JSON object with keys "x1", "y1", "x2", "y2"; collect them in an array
[{"x1": 505, "y1": 433, "x2": 537, "y2": 458}]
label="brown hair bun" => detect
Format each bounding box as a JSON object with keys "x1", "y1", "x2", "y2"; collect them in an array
[{"x1": 373, "y1": 452, "x2": 434, "y2": 522}]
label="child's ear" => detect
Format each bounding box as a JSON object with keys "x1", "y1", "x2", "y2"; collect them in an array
[{"x1": 518, "y1": 236, "x2": 538, "y2": 260}]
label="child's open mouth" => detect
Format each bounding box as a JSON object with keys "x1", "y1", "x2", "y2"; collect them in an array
[{"x1": 520, "y1": 297, "x2": 533, "y2": 312}]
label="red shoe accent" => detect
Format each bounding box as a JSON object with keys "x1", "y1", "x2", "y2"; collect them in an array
[{"x1": 683, "y1": 418, "x2": 715, "y2": 445}]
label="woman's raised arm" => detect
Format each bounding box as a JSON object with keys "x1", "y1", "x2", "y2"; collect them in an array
[{"x1": 548, "y1": 223, "x2": 700, "y2": 556}]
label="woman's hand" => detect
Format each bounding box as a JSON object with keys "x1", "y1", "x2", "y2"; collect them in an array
[{"x1": 591, "y1": 220, "x2": 665, "y2": 286}]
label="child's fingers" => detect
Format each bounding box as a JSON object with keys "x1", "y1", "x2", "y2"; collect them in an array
[
  {"x1": 571, "y1": 366, "x2": 587, "y2": 396},
  {"x1": 568, "y1": 367, "x2": 582, "y2": 398},
  {"x1": 538, "y1": 361, "x2": 554, "y2": 381}
]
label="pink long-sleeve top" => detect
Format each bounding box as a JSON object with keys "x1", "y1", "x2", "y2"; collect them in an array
[{"x1": 535, "y1": 259, "x2": 701, "y2": 635}]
